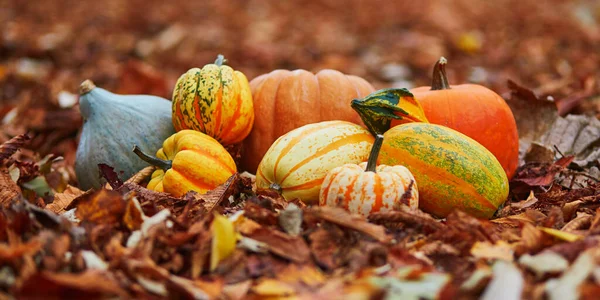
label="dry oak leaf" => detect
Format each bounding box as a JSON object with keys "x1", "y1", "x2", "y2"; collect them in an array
[
  {"x1": 46, "y1": 184, "x2": 84, "y2": 214},
  {"x1": 0, "y1": 133, "x2": 30, "y2": 164},
  {"x1": 246, "y1": 226, "x2": 311, "y2": 264},
  {"x1": 0, "y1": 168, "x2": 21, "y2": 206},
  {"x1": 308, "y1": 206, "x2": 389, "y2": 243},
  {"x1": 74, "y1": 189, "x2": 126, "y2": 225},
  {"x1": 16, "y1": 270, "x2": 128, "y2": 299}
]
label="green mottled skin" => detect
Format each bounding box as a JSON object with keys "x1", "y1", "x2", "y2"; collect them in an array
[{"x1": 379, "y1": 123, "x2": 508, "y2": 218}]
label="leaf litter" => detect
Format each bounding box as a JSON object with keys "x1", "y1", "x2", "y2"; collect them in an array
[{"x1": 2, "y1": 0, "x2": 600, "y2": 298}]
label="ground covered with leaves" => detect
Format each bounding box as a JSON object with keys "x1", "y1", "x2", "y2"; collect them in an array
[{"x1": 1, "y1": 0, "x2": 600, "y2": 299}]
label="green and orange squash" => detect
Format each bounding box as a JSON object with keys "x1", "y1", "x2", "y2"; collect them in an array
[
  {"x1": 256, "y1": 120, "x2": 375, "y2": 204},
  {"x1": 320, "y1": 134, "x2": 419, "y2": 217},
  {"x1": 172, "y1": 55, "x2": 254, "y2": 145},
  {"x1": 133, "y1": 130, "x2": 237, "y2": 197}
]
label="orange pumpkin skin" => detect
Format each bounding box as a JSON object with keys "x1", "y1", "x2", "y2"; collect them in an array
[
  {"x1": 242, "y1": 69, "x2": 375, "y2": 173},
  {"x1": 400, "y1": 58, "x2": 519, "y2": 179},
  {"x1": 320, "y1": 163, "x2": 418, "y2": 217}
]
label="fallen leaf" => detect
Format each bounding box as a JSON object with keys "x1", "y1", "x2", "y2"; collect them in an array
[
  {"x1": 98, "y1": 164, "x2": 124, "y2": 190},
  {"x1": 480, "y1": 260, "x2": 524, "y2": 300},
  {"x1": 518, "y1": 251, "x2": 569, "y2": 278},
  {"x1": 279, "y1": 202, "x2": 303, "y2": 236},
  {"x1": 545, "y1": 249, "x2": 596, "y2": 300},
  {"x1": 123, "y1": 194, "x2": 146, "y2": 231},
  {"x1": 210, "y1": 213, "x2": 237, "y2": 272},
  {"x1": 246, "y1": 226, "x2": 311, "y2": 264},
  {"x1": 539, "y1": 227, "x2": 583, "y2": 242},
  {"x1": 200, "y1": 173, "x2": 240, "y2": 214},
  {"x1": 124, "y1": 166, "x2": 156, "y2": 185},
  {"x1": 74, "y1": 189, "x2": 126, "y2": 225},
  {"x1": 369, "y1": 206, "x2": 445, "y2": 231},
  {"x1": 470, "y1": 241, "x2": 515, "y2": 262},
  {"x1": 0, "y1": 133, "x2": 30, "y2": 164},
  {"x1": 309, "y1": 206, "x2": 389, "y2": 243},
  {"x1": 16, "y1": 270, "x2": 128, "y2": 299},
  {"x1": 0, "y1": 169, "x2": 21, "y2": 205},
  {"x1": 46, "y1": 184, "x2": 84, "y2": 214},
  {"x1": 511, "y1": 191, "x2": 539, "y2": 209}
]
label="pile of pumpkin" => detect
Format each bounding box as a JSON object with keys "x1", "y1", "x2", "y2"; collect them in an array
[{"x1": 75, "y1": 55, "x2": 518, "y2": 219}]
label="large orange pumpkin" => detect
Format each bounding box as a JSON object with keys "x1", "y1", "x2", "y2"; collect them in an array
[
  {"x1": 405, "y1": 57, "x2": 519, "y2": 179},
  {"x1": 241, "y1": 69, "x2": 375, "y2": 173}
]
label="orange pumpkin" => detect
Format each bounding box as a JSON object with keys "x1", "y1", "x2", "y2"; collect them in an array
[
  {"x1": 406, "y1": 57, "x2": 519, "y2": 179},
  {"x1": 242, "y1": 69, "x2": 375, "y2": 173},
  {"x1": 319, "y1": 134, "x2": 418, "y2": 216}
]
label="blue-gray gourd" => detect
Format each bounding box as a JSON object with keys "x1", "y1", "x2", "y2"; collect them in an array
[{"x1": 75, "y1": 80, "x2": 175, "y2": 190}]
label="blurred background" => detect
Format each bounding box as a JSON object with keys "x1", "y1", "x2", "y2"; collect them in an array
[{"x1": 0, "y1": 0, "x2": 599, "y2": 171}]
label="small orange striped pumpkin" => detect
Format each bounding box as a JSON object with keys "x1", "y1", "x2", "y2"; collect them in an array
[
  {"x1": 133, "y1": 130, "x2": 236, "y2": 197},
  {"x1": 256, "y1": 120, "x2": 374, "y2": 204},
  {"x1": 319, "y1": 134, "x2": 418, "y2": 216}
]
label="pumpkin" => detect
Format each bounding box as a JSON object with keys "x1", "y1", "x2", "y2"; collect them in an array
[
  {"x1": 409, "y1": 57, "x2": 519, "y2": 179},
  {"x1": 241, "y1": 69, "x2": 375, "y2": 172},
  {"x1": 319, "y1": 134, "x2": 419, "y2": 216},
  {"x1": 256, "y1": 120, "x2": 374, "y2": 204},
  {"x1": 75, "y1": 80, "x2": 176, "y2": 190},
  {"x1": 172, "y1": 54, "x2": 254, "y2": 146},
  {"x1": 377, "y1": 123, "x2": 509, "y2": 219},
  {"x1": 133, "y1": 130, "x2": 236, "y2": 197}
]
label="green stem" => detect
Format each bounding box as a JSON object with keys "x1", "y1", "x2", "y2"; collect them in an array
[
  {"x1": 132, "y1": 145, "x2": 172, "y2": 171},
  {"x1": 365, "y1": 134, "x2": 384, "y2": 172},
  {"x1": 214, "y1": 54, "x2": 227, "y2": 66},
  {"x1": 431, "y1": 57, "x2": 451, "y2": 91}
]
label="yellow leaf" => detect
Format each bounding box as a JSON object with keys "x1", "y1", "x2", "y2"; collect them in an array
[
  {"x1": 538, "y1": 227, "x2": 583, "y2": 242},
  {"x1": 210, "y1": 213, "x2": 237, "y2": 272},
  {"x1": 252, "y1": 279, "x2": 296, "y2": 297}
]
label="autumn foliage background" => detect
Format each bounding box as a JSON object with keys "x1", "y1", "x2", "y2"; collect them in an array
[{"x1": 1, "y1": 0, "x2": 600, "y2": 299}]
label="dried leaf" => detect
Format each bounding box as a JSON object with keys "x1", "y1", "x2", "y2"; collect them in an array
[
  {"x1": 518, "y1": 251, "x2": 569, "y2": 278},
  {"x1": 210, "y1": 213, "x2": 237, "y2": 272},
  {"x1": 125, "y1": 166, "x2": 156, "y2": 185},
  {"x1": 545, "y1": 249, "x2": 596, "y2": 300},
  {"x1": 480, "y1": 260, "x2": 524, "y2": 300},
  {"x1": 279, "y1": 203, "x2": 302, "y2": 236},
  {"x1": 200, "y1": 173, "x2": 240, "y2": 214},
  {"x1": 46, "y1": 184, "x2": 84, "y2": 214},
  {"x1": 511, "y1": 191, "x2": 538, "y2": 209},
  {"x1": 246, "y1": 226, "x2": 311, "y2": 264},
  {"x1": 539, "y1": 227, "x2": 583, "y2": 242},
  {"x1": 16, "y1": 270, "x2": 128, "y2": 299},
  {"x1": 123, "y1": 195, "x2": 145, "y2": 231},
  {"x1": 470, "y1": 241, "x2": 515, "y2": 262},
  {"x1": 0, "y1": 133, "x2": 30, "y2": 164},
  {"x1": 309, "y1": 206, "x2": 389, "y2": 243},
  {"x1": 0, "y1": 169, "x2": 21, "y2": 205},
  {"x1": 98, "y1": 163, "x2": 124, "y2": 190},
  {"x1": 369, "y1": 206, "x2": 445, "y2": 231},
  {"x1": 74, "y1": 189, "x2": 126, "y2": 225}
]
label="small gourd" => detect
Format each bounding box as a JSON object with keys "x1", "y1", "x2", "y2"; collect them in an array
[
  {"x1": 256, "y1": 120, "x2": 375, "y2": 204},
  {"x1": 320, "y1": 134, "x2": 418, "y2": 216},
  {"x1": 133, "y1": 130, "x2": 236, "y2": 197},
  {"x1": 172, "y1": 54, "x2": 254, "y2": 146},
  {"x1": 75, "y1": 80, "x2": 175, "y2": 190}
]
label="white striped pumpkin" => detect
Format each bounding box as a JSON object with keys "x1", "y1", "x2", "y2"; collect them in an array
[
  {"x1": 319, "y1": 135, "x2": 418, "y2": 216},
  {"x1": 256, "y1": 121, "x2": 374, "y2": 203}
]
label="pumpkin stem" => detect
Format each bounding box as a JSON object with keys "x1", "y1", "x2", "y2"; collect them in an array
[
  {"x1": 132, "y1": 145, "x2": 172, "y2": 171},
  {"x1": 431, "y1": 57, "x2": 451, "y2": 90},
  {"x1": 269, "y1": 183, "x2": 283, "y2": 194},
  {"x1": 79, "y1": 79, "x2": 96, "y2": 95},
  {"x1": 214, "y1": 54, "x2": 227, "y2": 66},
  {"x1": 365, "y1": 134, "x2": 384, "y2": 172},
  {"x1": 351, "y1": 88, "x2": 428, "y2": 136}
]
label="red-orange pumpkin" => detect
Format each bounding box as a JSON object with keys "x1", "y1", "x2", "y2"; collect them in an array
[
  {"x1": 405, "y1": 57, "x2": 519, "y2": 179},
  {"x1": 242, "y1": 69, "x2": 375, "y2": 173}
]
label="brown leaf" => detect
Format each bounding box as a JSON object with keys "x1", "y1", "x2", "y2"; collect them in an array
[
  {"x1": 198, "y1": 173, "x2": 240, "y2": 213},
  {"x1": 16, "y1": 270, "x2": 128, "y2": 299},
  {"x1": 74, "y1": 189, "x2": 126, "y2": 225},
  {"x1": 308, "y1": 206, "x2": 389, "y2": 243},
  {"x1": 308, "y1": 225, "x2": 343, "y2": 270},
  {"x1": 368, "y1": 206, "x2": 445, "y2": 232},
  {"x1": 124, "y1": 166, "x2": 156, "y2": 185},
  {"x1": 0, "y1": 133, "x2": 30, "y2": 164},
  {"x1": 246, "y1": 226, "x2": 311, "y2": 264},
  {"x1": 98, "y1": 163, "x2": 124, "y2": 190},
  {"x1": 46, "y1": 184, "x2": 84, "y2": 214},
  {"x1": 0, "y1": 169, "x2": 21, "y2": 206},
  {"x1": 123, "y1": 193, "x2": 145, "y2": 231},
  {"x1": 0, "y1": 238, "x2": 42, "y2": 263}
]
